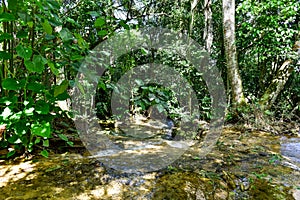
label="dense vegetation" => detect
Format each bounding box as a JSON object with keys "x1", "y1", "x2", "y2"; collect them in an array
[{"x1": 0, "y1": 0, "x2": 299, "y2": 158}]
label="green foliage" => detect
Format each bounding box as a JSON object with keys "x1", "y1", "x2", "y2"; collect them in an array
[
  {"x1": 95, "y1": 49, "x2": 211, "y2": 122},
  {"x1": 236, "y1": 0, "x2": 299, "y2": 96},
  {"x1": 132, "y1": 82, "x2": 180, "y2": 118},
  {"x1": 0, "y1": 0, "x2": 87, "y2": 158},
  {"x1": 1, "y1": 0, "x2": 298, "y2": 158}
]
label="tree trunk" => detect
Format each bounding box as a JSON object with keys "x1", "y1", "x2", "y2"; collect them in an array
[
  {"x1": 259, "y1": 60, "x2": 293, "y2": 110},
  {"x1": 222, "y1": 0, "x2": 246, "y2": 107},
  {"x1": 259, "y1": 39, "x2": 300, "y2": 110},
  {"x1": 203, "y1": 0, "x2": 213, "y2": 53}
]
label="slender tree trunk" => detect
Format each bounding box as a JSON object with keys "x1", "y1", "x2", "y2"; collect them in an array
[
  {"x1": 259, "y1": 39, "x2": 300, "y2": 110},
  {"x1": 203, "y1": 0, "x2": 213, "y2": 53},
  {"x1": 222, "y1": 0, "x2": 246, "y2": 107},
  {"x1": 259, "y1": 60, "x2": 293, "y2": 110},
  {"x1": 188, "y1": 0, "x2": 200, "y2": 115}
]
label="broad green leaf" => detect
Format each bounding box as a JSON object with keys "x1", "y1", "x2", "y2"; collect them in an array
[
  {"x1": 27, "y1": 21, "x2": 34, "y2": 28},
  {"x1": 74, "y1": 33, "x2": 89, "y2": 49},
  {"x1": 24, "y1": 60, "x2": 35, "y2": 72},
  {"x1": 27, "y1": 82, "x2": 45, "y2": 92},
  {"x1": 97, "y1": 30, "x2": 108, "y2": 36},
  {"x1": 48, "y1": 62, "x2": 59, "y2": 76},
  {"x1": 94, "y1": 17, "x2": 105, "y2": 27},
  {"x1": 35, "y1": 100, "x2": 50, "y2": 114},
  {"x1": 32, "y1": 55, "x2": 46, "y2": 73},
  {"x1": 40, "y1": 149, "x2": 49, "y2": 158},
  {"x1": 47, "y1": 0, "x2": 60, "y2": 10},
  {"x1": 0, "y1": 51, "x2": 11, "y2": 60},
  {"x1": 18, "y1": 79, "x2": 26, "y2": 88},
  {"x1": 7, "y1": 134, "x2": 19, "y2": 143},
  {"x1": 0, "y1": 33, "x2": 13, "y2": 41},
  {"x1": 16, "y1": 45, "x2": 32, "y2": 60},
  {"x1": 59, "y1": 28, "x2": 73, "y2": 42},
  {"x1": 119, "y1": 20, "x2": 130, "y2": 30},
  {"x1": 16, "y1": 30, "x2": 28, "y2": 38},
  {"x1": 14, "y1": 121, "x2": 27, "y2": 136},
  {"x1": 24, "y1": 55, "x2": 45, "y2": 73},
  {"x1": 34, "y1": 137, "x2": 41, "y2": 144},
  {"x1": 8, "y1": 0, "x2": 18, "y2": 12},
  {"x1": 42, "y1": 20, "x2": 53, "y2": 35},
  {"x1": 70, "y1": 54, "x2": 84, "y2": 61},
  {"x1": 43, "y1": 139, "x2": 49, "y2": 147},
  {"x1": 0, "y1": 96, "x2": 17, "y2": 105},
  {"x1": 2, "y1": 78, "x2": 20, "y2": 90},
  {"x1": 58, "y1": 133, "x2": 68, "y2": 141},
  {"x1": 67, "y1": 141, "x2": 74, "y2": 147},
  {"x1": 20, "y1": 136, "x2": 28, "y2": 146},
  {"x1": 0, "y1": 13, "x2": 15, "y2": 22},
  {"x1": 7, "y1": 150, "x2": 16, "y2": 158},
  {"x1": 31, "y1": 122, "x2": 51, "y2": 138},
  {"x1": 55, "y1": 92, "x2": 70, "y2": 101},
  {"x1": 54, "y1": 80, "x2": 69, "y2": 97}
]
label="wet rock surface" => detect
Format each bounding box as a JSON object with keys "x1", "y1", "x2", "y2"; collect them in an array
[{"x1": 1, "y1": 127, "x2": 300, "y2": 199}]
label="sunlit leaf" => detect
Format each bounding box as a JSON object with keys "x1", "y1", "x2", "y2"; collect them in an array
[
  {"x1": 97, "y1": 30, "x2": 108, "y2": 36},
  {"x1": 59, "y1": 28, "x2": 73, "y2": 42},
  {"x1": 40, "y1": 149, "x2": 49, "y2": 158},
  {"x1": 31, "y1": 122, "x2": 51, "y2": 138},
  {"x1": 54, "y1": 80, "x2": 69, "y2": 97},
  {"x1": 94, "y1": 17, "x2": 105, "y2": 27},
  {"x1": 48, "y1": 62, "x2": 59, "y2": 76},
  {"x1": 58, "y1": 134, "x2": 68, "y2": 141},
  {"x1": 24, "y1": 107, "x2": 34, "y2": 116},
  {"x1": 34, "y1": 137, "x2": 41, "y2": 144},
  {"x1": 42, "y1": 19, "x2": 53, "y2": 35},
  {"x1": 156, "y1": 104, "x2": 165, "y2": 113},
  {"x1": 67, "y1": 141, "x2": 74, "y2": 147},
  {"x1": 1, "y1": 107, "x2": 13, "y2": 119},
  {"x1": 43, "y1": 139, "x2": 49, "y2": 147}
]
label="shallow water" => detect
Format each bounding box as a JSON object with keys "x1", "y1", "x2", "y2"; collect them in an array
[
  {"x1": 1, "y1": 127, "x2": 300, "y2": 199},
  {"x1": 281, "y1": 137, "x2": 300, "y2": 164}
]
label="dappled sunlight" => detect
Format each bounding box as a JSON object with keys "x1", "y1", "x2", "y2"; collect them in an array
[
  {"x1": 0, "y1": 160, "x2": 36, "y2": 187},
  {"x1": 1, "y1": 128, "x2": 300, "y2": 199}
]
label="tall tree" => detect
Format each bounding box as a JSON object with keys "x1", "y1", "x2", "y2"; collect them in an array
[
  {"x1": 203, "y1": 0, "x2": 213, "y2": 53},
  {"x1": 222, "y1": 0, "x2": 246, "y2": 108}
]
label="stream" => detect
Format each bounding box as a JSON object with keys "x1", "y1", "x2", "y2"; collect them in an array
[{"x1": 1, "y1": 126, "x2": 300, "y2": 199}]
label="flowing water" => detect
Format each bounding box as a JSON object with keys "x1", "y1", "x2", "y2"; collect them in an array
[{"x1": 1, "y1": 125, "x2": 300, "y2": 199}]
